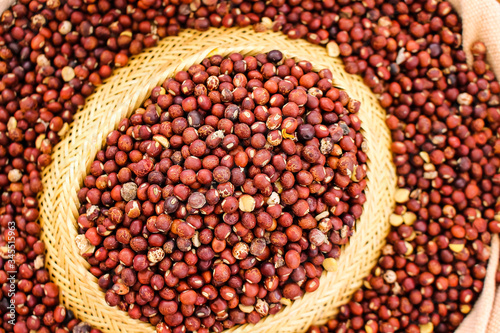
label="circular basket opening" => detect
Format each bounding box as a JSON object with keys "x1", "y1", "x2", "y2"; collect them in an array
[{"x1": 39, "y1": 27, "x2": 396, "y2": 333}]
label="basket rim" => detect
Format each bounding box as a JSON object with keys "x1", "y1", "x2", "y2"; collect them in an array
[{"x1": 38, "y1": 27, "x2": 396, "y2": 333}]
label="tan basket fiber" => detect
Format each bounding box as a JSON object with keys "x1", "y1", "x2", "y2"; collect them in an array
[{"x1": 38, "y1": 27, "x2": 396, "y2": 333}]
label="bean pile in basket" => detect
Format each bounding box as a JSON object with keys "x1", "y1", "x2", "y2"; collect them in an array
[{"x1": 76, "y1": 50, "x2": 367, "y2": 332}]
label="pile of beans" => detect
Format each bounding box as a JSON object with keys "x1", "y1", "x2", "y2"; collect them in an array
[
  {"x1": 309, "y1": 3, "x2": 500, "y2": 333},
  {"x1": 0, "y1": 0, "x2": 499, "y2": 332},
  {"x1": 76, "y1": 49, "x2": 366, "y2": 332},
  {"x1": 309, "y1": 38, "x2": 500, "y2": 332}
]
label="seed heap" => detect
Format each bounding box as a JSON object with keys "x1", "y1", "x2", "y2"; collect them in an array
[
  {"x1": 0, "y1": 0, "x2": 499, "y2": 333},
  {"x1": 309, "y1": 4, "x2": 500, "y2": 333},
  {"x1": 77, "y1": 50, "x2": 366, "y2": 332}
]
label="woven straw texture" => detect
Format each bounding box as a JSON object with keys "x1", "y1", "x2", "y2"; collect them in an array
[{"x1": 38, "y1": 27, "x2": 396, "y2": 333}]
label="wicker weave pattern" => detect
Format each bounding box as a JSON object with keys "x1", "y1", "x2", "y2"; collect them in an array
[{"x1": 38, "y1": 28, "x2": 396, "y2": 333}]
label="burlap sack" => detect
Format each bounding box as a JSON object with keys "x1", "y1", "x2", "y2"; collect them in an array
[
  {"x1": 0, "y1": 0, "x2": 14, "y2": 17},
  {"x1": 448, "y1": 0, "x2": 500, "y2": 79},
  {"x1": 449, "y1": 0, "x2": 500, "y2": 331},
  {"x1": 455, "y1": 234, "x2": 499, "y2": 333},
  {"x1": 487, "y1": 252, "x2": 500, "y2": 333}
]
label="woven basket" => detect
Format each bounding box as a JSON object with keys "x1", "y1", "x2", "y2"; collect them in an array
[{"x1": 38, "y1": 27, "x2": 396, "y2": 333}]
